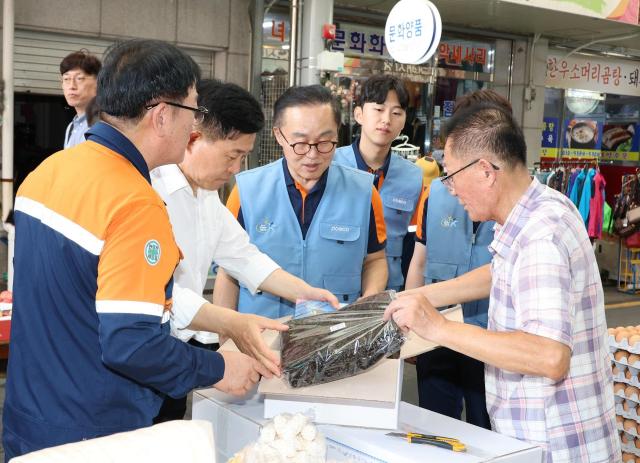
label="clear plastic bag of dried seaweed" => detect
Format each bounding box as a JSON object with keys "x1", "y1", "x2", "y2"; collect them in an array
[{"x1": 281, "y1": 290, "x2": 405, "y2": 388}]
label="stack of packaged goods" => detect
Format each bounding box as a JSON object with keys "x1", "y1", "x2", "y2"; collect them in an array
[{"x1": 610, "y1": 326, "x2": 640, "y2": 462}]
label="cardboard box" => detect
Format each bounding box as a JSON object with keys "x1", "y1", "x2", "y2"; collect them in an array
[{"x1": 220, "y1": 306, "x2": 463, "y2": 429}]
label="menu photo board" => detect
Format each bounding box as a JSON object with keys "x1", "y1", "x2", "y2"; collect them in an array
[
  {"x1": 560, "y1": 118, "x2": 604, "y2": 159},
  {"x1": 601, "y1": 123, "x2": 640, "y2": 161}
]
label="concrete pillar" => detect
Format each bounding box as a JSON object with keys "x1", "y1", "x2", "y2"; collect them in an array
[
  {"x1": 511, "y1": 36, "x2": 548, "y2": 166},
  {"x1": 299, "y1": 0, "x2": 333, "y2": 85}
]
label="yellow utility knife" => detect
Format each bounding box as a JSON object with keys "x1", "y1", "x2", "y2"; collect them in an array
[{"x1": 386, "y1": 432, "x2": 467, "y2": 452}]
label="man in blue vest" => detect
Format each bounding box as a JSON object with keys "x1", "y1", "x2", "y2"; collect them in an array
[
  {"x1": 215, "y1": 85, "x2": 388, "y2": 318},
  {"x1": 334, "y1": 75, "x2": 423, "y2": 291},
  {"x1": 404, "y1": 90, "x2": 512, "y2": 429}
]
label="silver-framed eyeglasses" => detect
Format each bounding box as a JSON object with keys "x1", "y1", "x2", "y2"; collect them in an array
[
  {"x1": 145, "y1": 101, "x2": 209, "y2": 124},
  {"x1": 276, "y1": 128, "x2": 337, "y2": 155},
  {"x1": 441, "y1": 158, "x2": 500, "y2": 189}
]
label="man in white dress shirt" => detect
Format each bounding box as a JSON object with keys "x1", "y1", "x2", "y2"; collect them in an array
[
  {"x1": 151, "y1": 79, "x2": 339, "y2": 421},
  {"x1": 61, "y1": 50, "x2": 101, "y2": 148}
]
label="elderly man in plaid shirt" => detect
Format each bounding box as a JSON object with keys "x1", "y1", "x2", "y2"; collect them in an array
[{"x1": 385, "y1": 103, "x2": 620, "y2": 463}]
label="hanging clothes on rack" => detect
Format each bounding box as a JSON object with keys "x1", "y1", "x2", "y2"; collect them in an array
[
  {"x1": 565, "y1": 168, "x2": 580, "y2": 197},
  {"x1": 570, "y1": 168, "x2": 586, "y2": 207},
  {"x1": 588, "y1": 169, "x2": 606, "y2": 239},
  {"x1": 578, "y1": 168, "x2": 596, "y2": 224}
]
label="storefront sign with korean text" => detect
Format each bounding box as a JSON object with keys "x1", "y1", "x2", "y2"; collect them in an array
[
  {"x1": 546, "y1": 52, "x2": 640, "y2": 97},
  {"x1": 540, "y1": 117, "x2": 559, "y2": 157}
]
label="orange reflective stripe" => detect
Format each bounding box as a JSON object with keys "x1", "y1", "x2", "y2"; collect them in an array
[
  {"x1": 371, "y1": 187, "x2": 387, "y2": 244},
  {"x1": 294, "y1": 181, "x2": 308, "y2": 224},
  {"x1": 409, "y1": 180, "x2": 426, "y2": 226},
  {"x1": 415, "y1": 185, "x2": 430, "y2": 242},
  {"x1": 226, "y1": 185, "x2": 241, "y2": 219}
]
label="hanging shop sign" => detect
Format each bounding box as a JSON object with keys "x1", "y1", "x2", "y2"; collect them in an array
[
  {"x1": 540, "y1": 117, "x2": 560, "y2": 157},
  {"x1": 560, "y1": 118, "x2": 605, "y2": 159},
  {"x1": 384, "y1": 0, "x2": 442, "y2": 64},
  {"x1": 601, "y1": 123, "x2": 640, "y2": 162},
  {"x1": 501, "y1": 0, "x2": 639, "y2": 25},
  {"x1": 546, "y1": 52, "x2": 640, "y2": 97}
]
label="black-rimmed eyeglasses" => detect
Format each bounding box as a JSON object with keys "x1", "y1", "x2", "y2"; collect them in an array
[
  {"x1": 145, "y1": 101, "x2": 209, "y2": 124},
  {"x1": 442, "y1": 158, "x2": 500, "y2": 190},
  {"x1": 276, "y1": 128, "x2": 337, "y2": 155}
]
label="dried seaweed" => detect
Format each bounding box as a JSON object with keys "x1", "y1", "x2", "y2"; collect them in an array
[{"x1": 281, "y1": 291, "x2": 405, "y2": 388}]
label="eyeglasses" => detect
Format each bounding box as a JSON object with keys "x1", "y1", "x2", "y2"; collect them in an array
[
  {"x1": 276, "y1": 128, "x2": 337, "y2": 156},
  {"x1": 145, "y1": 101, "x2": 209, "y2": 124},
  {"x1": 441, "y1": 158, "x2": 500, "y2": 190}
]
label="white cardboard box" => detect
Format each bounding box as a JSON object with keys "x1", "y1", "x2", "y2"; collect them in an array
[
  {"x1": 192, "y1": 389, "x2": 543, "y2": 463},
  {"x1": 220, "y1": 306, "x2": 463, "y2": 429}
]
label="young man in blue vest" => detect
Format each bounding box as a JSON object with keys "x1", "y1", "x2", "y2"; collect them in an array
[
  {"x1": 215, "y1": 85, "x2": 389, "y2": 318},
  {"x1": 404, "y1": 90, "x2": 512, "y2": 430},
  {"x1": 334, "y1": 75, "x2": 423, "y2": 291}
]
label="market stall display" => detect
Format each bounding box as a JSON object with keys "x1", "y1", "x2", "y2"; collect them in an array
[{"x1": 609, "y1": 326, "x2": 640, "y2": 462}]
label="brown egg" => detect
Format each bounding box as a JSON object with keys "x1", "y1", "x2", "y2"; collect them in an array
[
  {"x1": 629, "y1": 354, "x2": 640, "y2": 366},
  {"x1": 624, "y1": 400, "x2": 632, "y2": 411},
  {"x1": 617, "y1": 330, "x2": 631, "y2": 342},
  {"x1": 630, "y1": 335, "x2": 640, "y2": 348},
  {"x1": 616, "y1": 383, "x2": 627, "y2": 394},
  {"x1": 625, "y1": 385, "x2": 639, "y2": 398},
  {"x1": 618, "y1": 414, "x2": 625, "y2": 424},
  {"x1": 635, "y1": 438, "x2": 640, "y2": 449},
  {"x1": 627, "y1": 369, "x2": 634, "y2": 380},
  {"x1": 622, "y1": 432, "x2": 630, "y2": 443},
  {"x1": 635, "y1": 456, "x2": 640, "y2": 463},
  {"x1": 623, "y1": 451, "x2": 634, "y2": 462},
  {"x1": 610, "y1": 327, "x2": 618, "y2": 335},
  {"x1": 614, "y1": 365, "x2": 621, "y2": 375},
  {"x1": 624, "y1": 419, "x2": 636, "y2": 431},
  {"x1": 636, "y1": 421, "x2": 640, "y2": 436},
  {"x1": 628, "y1": 325, "x2": 637, "y2": 331},
  {"x1": 616, "y1": 350, "x2": 630, "y2": 362}
]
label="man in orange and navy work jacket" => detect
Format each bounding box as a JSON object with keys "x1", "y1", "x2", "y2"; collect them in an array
[
  {"x1": 214, "y1": 85, "x2": 388, "y2": 317},
  {"x1": 3, "y1": 39, "x2": 266, "y2": 459}
]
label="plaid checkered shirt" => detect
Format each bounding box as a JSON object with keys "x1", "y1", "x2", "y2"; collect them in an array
[{"x1": 486, "y1": 177, "x2": 620, "y2": 463}]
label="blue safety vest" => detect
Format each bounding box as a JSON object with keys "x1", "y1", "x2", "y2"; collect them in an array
[
  {"x1": 424, "y1": 179, "x2": 494, "y2": 327},
  {"x1": 334, "y1": 146, "x2": 422, "y2": 290},
  {"x1": 235, "y1": 159, "x2": 373, "y2": 318}
]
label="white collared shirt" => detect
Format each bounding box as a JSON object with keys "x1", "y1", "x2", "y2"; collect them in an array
[
  {"x1": 64, "y1": 113, "x2": 89, "y2": 149},
  {"x1": 151, "y1": 164, "x2": 280, "y2": 343}
]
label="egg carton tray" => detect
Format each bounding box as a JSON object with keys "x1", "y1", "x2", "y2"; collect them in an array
[
  {"x1": 620, "y1": 417, "x2": 640, "y2": 438},
  {"x1": 616, "y1": 388, "x2": 640, "y2": 406},
  {"x1": 612, "y1": 351, "x2": 640, "y2": 369},
  {"x1": 613, "y1": 365, "x2": 640, "y2": 388},
  {"x1": 617, "y1": 402, "x2": 640, "y2": 421},
  {"x1": 621, "y1": 437, "x2": 640, "y2": 458},
  {"x1": 609, "y1": 335, "x2": 640, "y2": 354}
]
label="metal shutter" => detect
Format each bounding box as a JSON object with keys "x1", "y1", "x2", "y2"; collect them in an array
[{"x1": 14, "y1": 29, "x2": 214, "y2": 95}]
